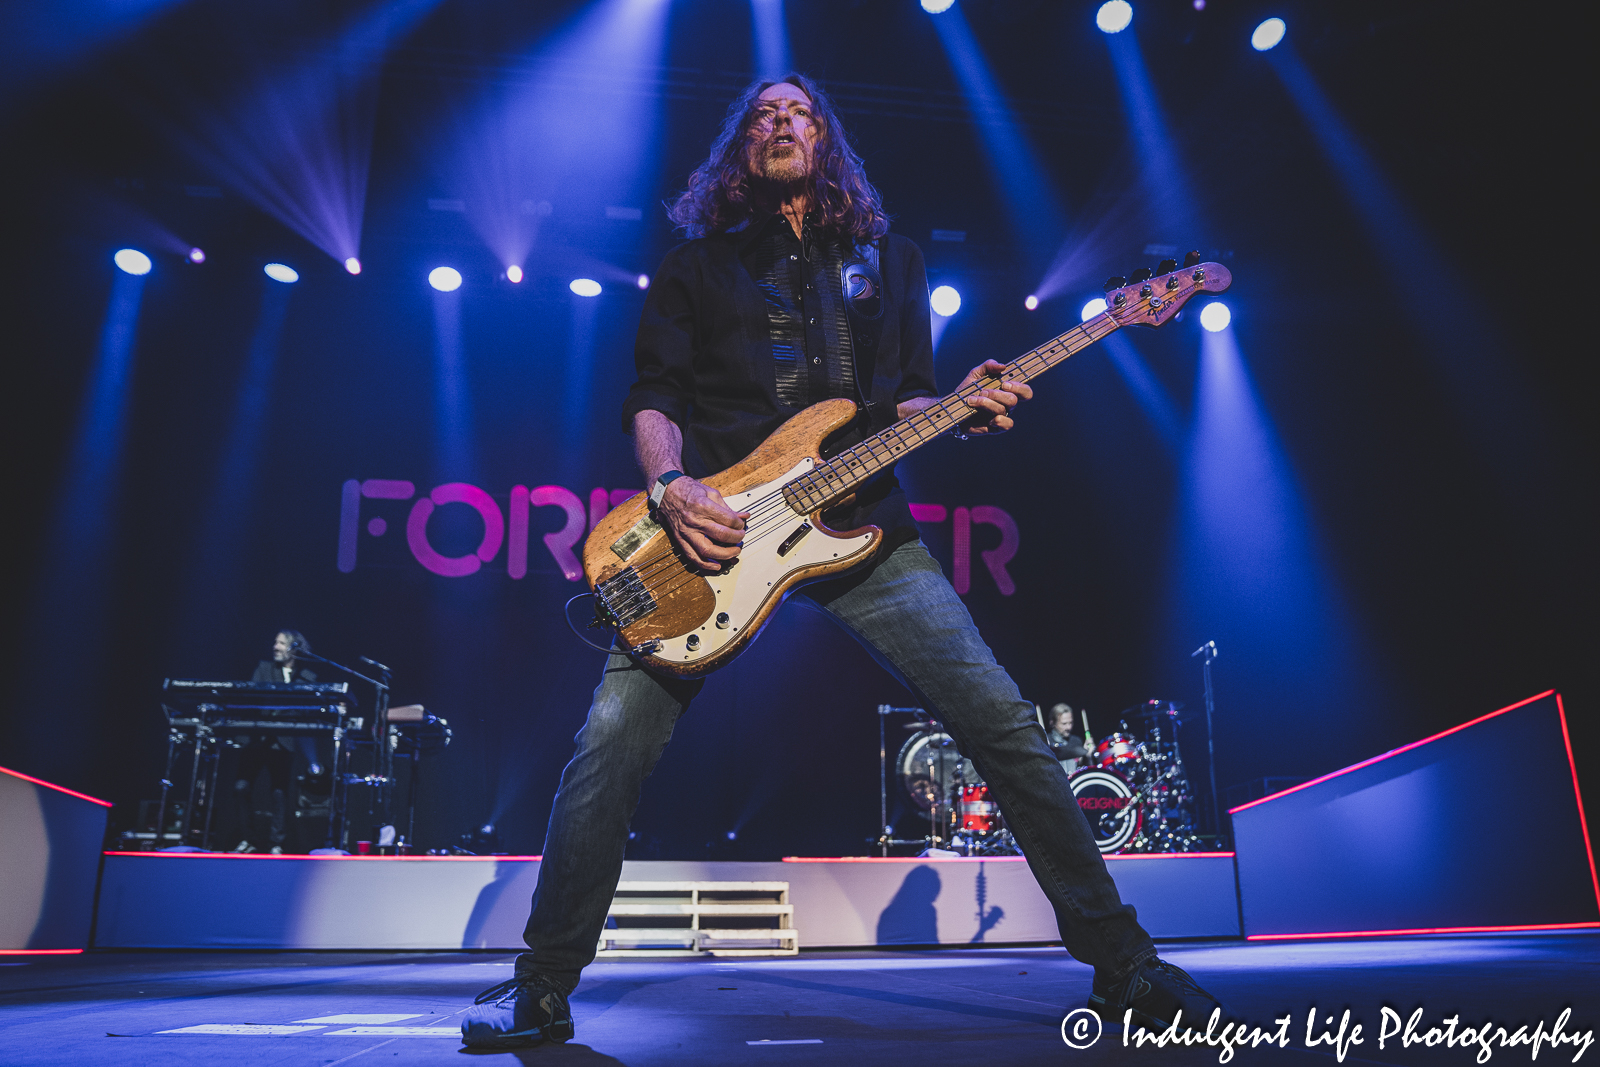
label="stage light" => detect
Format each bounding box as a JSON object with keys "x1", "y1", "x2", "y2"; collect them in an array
[
  {"x1": 930, "y1": 285, "x2": 961, "y2": 317},
  {"x1": 113, "y1": 249, "x2": 152, "y2": 276},
  {"x1": 921, "y1": 0, "x2": 956, "y2": 12},
  {"x1": 637, "y1": 273, "x2": 650, "y2": 290},
  {"x1": 263, "y1": 262, "x2": 299, "y2": 284},
  {"x1": 1096, "y1": 1, "x2": 1133, "y2": 34},
  {"x1": 1200, "y1": 301, "x2": 1232, "y2": 332},
  {"x1": 1081, "y1": 297, "x2": 1109, "y2": 321},
  {"x1": 1024, "y1": 295, "x2": 1039, "y2": 311},
  {"x1": 187, "y1": 248, "x2": 205, "y2": 264},
  {"x1": 344, "y1": 257, "x2": 362, "y2": 275},
  {"x1": 725, "y1": 830, "x2": 738, "y2": 841},
  {"x1": 506, "y1": 265, "x2": 523, "y2": 283},
  {"x1": 429, "y1": 267, "x2": 462, "y2": 292},
  {"x1": 570, "y1": 278, "x2": 601, "y2": 297},
  {"x1": 1252, "y1": 17, "x2": 1286, "y2": 51}
]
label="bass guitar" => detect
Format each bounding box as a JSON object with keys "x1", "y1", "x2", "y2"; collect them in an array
[{"x1": 582, "y1": 253, "x2": 1231, "y2": 676}]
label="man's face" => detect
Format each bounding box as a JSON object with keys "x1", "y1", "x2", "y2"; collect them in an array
[
  {"x1": 1053, "y1": 710, "x2": 1074, "y2": 734},
  {"x1": 272, "y1": 633, "x2": 294, "y2": 664},
  {"x1": 745, "y1": 82, "x2": 819, "y2": 185}
]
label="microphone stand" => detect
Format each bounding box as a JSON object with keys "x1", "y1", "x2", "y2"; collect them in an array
[
  {"x1": 1190, "y1": 641, "x2": 1224, "y2": 848},
  {"x1": 290, "y1": 647, "x2": 392, "y2": 850}
]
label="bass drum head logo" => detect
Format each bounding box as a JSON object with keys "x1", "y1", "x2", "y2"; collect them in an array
[{"x1": 1069, "y1": 768, "x2": 1140, "y2": 853}]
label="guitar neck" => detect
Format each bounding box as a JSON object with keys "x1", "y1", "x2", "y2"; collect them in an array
[{"x1": 782, "y1": 312, "x2": 1123, "y2": 514}]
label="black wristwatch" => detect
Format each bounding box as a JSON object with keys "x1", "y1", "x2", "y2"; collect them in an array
[{"x1": 648, "y1": 470, "x2": 686, "y2": 512}]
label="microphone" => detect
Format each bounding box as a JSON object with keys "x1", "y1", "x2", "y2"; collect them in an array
[{"x1": 1190, "y1": 640, "x2": 1218, "y2": 659}]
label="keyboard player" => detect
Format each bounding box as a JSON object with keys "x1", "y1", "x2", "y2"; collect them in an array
[{"x1": 229, "y1": 630, "x2": 319, "y2": 853}]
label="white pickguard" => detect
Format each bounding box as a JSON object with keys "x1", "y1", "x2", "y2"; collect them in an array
[{"x1": 647, "y1": 457, "x2": 878, "y2": 667}]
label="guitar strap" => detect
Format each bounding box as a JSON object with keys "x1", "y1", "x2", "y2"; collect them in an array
[{"x1": 841, "y1": 238, "x2": 889, "y2": 432}]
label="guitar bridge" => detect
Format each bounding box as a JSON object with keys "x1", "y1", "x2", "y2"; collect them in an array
[{"x1": 595, "y1": 567, "x2": 656, "y2": 628}]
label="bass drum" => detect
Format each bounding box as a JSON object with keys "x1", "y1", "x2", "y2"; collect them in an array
[
  {"x1": 897, "y1": 730, "x2": 963, "y2": 819},
  {"x1": 1069, "y1": 767, "x2": 1141, "y2": 854}
]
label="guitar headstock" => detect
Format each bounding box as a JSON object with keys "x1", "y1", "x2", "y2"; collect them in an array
[{"x1": 1102, "y1": 251, "x2": 1232, "y2": 328}]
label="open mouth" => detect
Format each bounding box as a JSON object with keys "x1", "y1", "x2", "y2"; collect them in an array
[{"x1": 771, "y1": 134, "x2": 795, "y2": 147}]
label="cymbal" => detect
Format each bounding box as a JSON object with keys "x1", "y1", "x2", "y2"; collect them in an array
[
  {"x1": 902, "y1": 721, "x2": 943, "y2": 730},
  {"x1": 1123, "y1": 700, "x2": 1191, "y2": 722}
]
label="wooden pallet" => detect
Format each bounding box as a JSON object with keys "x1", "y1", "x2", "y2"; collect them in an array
[{"x1": 595, "y1": 881, "x2": 798, "y2": 958}]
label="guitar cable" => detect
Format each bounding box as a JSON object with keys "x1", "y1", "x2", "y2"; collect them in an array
[{"x1": 562, "y1": 593, "x2": 631, "y2": 657}]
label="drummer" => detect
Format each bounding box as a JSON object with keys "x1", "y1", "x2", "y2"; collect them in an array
[{"x1": 1046, "y1": 703, "x2": 1091, "y2": 772}]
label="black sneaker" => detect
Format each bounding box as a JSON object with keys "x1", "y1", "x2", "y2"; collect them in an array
[
  {"x1": 460, "y1": 974, "x2": 574, "y2": 1048},
  {"x1": 1088, "y1": 958, "x2": 1224, "y2": 1033}
]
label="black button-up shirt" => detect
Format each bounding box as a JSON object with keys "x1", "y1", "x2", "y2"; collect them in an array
[{"x1": 623, "y1": 216, "x2": 937, "y2": 540}]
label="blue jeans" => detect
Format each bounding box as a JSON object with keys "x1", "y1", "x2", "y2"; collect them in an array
[{"x1": 520, "y1": 540, "x2": 1157, "y2": 990}]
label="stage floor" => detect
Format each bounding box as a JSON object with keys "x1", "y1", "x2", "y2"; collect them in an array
[{"x1": 0, "y1": 933, "x2": 1593, "y2": 1065}]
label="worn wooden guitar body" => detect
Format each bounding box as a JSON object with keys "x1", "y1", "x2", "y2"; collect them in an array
[
  {"x1": 581, "y1": 257, "x2": 1232, "y2": 678},
  {"x1": 582, "y1": 398, "x2": 881, "y2": 677}
]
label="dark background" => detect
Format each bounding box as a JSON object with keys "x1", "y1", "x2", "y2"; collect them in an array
[{"x1": 2, "y1": 0, "x2": 1592, "y2": 859}]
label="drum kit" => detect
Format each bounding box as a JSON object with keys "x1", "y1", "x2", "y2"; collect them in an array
[{"x1": 884, "y1": 700, "x2": 1209, "y2": 856}]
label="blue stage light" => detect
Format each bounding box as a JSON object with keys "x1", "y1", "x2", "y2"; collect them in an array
[
  {"x1": 188, "y1": 248, "x2": 205, "y2": 264},
  {"x1": 344, "y1": 257, "x2": 362, "y2": 275},
  {"x1": 263, "y1": 262, "x2": 299, "y2": 284},
  {"x1": 930, "y1": 285, "x2": 962, "y2": 317},
  {"x1": 637, "y1": 273, "x2": 651, "y2": 290},
  {"x1": 570, "y1": 278, "x2": 602, "y2": 297},
  {"x1": 429, "y1": 267, "x2": 462, "y2": 292},
  {"x1": 113, "y1": 249, "x2": 152, "y2": 276},
  {"x1": 1081, "y1": 297, "x2": 1109, "y2": 322},
  {"x1": 1096, "y1": 1, "x2": 1133, "y2": 34},
  {"x1": 506, "y1": 265, "x2": 523, "y2": 283},
  {"x1": 921, "y1": 0, "x2": 956, "y2": 12},
  {"x1": 1200, "y1": 301, "x2": 1232, "y2": 332},
  {"x1": 1024, "y1": 295, "x2": 1039, "y2": 311},
  {"x1": 1252, "y1": 17, "x2": 1286, "y2": 51}
]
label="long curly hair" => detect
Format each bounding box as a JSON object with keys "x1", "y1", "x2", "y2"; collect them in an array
[{"x1": 666, "y1": 73, "x2": 889, "y2": 243}]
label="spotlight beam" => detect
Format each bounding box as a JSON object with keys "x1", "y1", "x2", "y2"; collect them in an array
[
  {"x1": 750, "y1": 0, "x2": 792, "y2": 81},
  {"x1": 1102, "y1": 25, "x2": 1198, "y2": 239},
  {"x1": 1102, "y1": 332, "x2": 1181, "y2": 451},
  {"x1": 435, "y1": 0, "x2": 672, "y2": 273},
  {"x1": 175, "y1": 282, "x2": 294, "y2": 666},
  {"x1": 1265, "y1": 45, "x2": 1550, "y2": 502},
  {"x1": 155, "y1": 0, "x2": 444, "y2": 265},
  {"x1": 928, "y1": 6, "x2": 1067, "y2": 270},
  {"x1": 17, "y1": 268, "x2": 151, "y2": 778}
]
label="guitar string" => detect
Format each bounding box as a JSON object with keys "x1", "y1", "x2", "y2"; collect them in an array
[
  {"x1": 607, "y1": 310, "x2": 1129, "y2": 613},
  {"x1": 604, "y1": 308, "x2": 1137, "y2": 617},
  {"x1": 676, "y1": 316, "x2": 1104, "y2": 545},
  {"x1": 662, "y1": 314, "x2": 1110, "y2": 549},
  {"x1": 604, "y1": 331, "x2": 1100, "y2": 618},
  {"x1": 606, "y1": 291, "x2": 1174, "y2": 618}
]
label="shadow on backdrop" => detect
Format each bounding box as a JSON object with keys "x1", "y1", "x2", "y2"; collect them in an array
[{"x1": 876, "y1": 864, "x2": 941, "y2": 945}]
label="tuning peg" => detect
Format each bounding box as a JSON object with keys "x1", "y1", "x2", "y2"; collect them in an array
[
  {"x1": 1128, "y1": 267, "x2": 1153, "y2": 284},
  {"x1": 1182, "y1": 250, "x2": 1201, "y2": 268},
  {"x1": 1155, "y1": 258, "x2": 1177, "y2": 276},
  {"x1": 1102, "y1": 276, "x2": 1127, "y2": 292}
]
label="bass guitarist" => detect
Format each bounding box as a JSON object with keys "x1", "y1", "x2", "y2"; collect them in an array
[{"x1": 463, "y1": 74, "x2": 1225, "y2": 1048}]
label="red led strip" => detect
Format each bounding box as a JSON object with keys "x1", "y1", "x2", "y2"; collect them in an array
[
  {"x1": 1247, "y1": 921, "x2": 1600, "y2": 941},
  {"x1": 0, "y1": 765, "x2": 113, "y2": 808},
  {"x1": 0, "y1": 949, "x2": 85, "y2": 955},
  {"x1": 1228, "y1": 690, "x2": 1558, "y2": 814},
  {"x1": 781, "y1": 853, "x2": 1235, "y2": 863},
  {"x1": 1555, "y1": 694, "x2": 1600, "y2": 914},
  {"x1": 101, "y1": 852, "x2": 542, "y2": 861}
]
